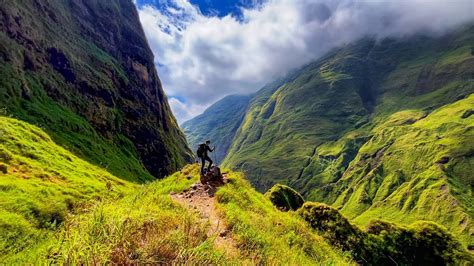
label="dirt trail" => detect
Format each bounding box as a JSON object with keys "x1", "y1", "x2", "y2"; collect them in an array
[{"x1": 170, "y1": 175, "x2": 239, "y2": 257}]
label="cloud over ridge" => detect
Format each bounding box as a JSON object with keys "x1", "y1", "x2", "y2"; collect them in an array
[{"x1": 137, "y1": 0, "x2": 473, "y2": 123}]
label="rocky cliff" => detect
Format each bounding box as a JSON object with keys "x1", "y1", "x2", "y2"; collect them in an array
[{"x1": 0, "y1": 0, "x2": 192, "y2": 181}]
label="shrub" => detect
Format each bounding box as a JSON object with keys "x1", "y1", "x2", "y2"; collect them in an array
[
  {"x1": 297, "y1": 202, "x2": 377, "y2": 262},
  {"x1": 299, "y1": 202, "x2": 473, "y2": 265},
  {"x1": 264, "y1": 184, "x2": 304, "y2": 211}
]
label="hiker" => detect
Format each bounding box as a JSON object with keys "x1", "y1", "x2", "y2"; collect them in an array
[{"x1": 197, "y1": 140, "x2": 214, "y2": 174}]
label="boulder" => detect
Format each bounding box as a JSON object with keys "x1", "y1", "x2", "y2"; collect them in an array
[
  {"x1": 200, "y1": 166, "x2": 223, "y2": 184},
  {"x1": 265, "y1": 184, "x2": 304, "y2": 211}
]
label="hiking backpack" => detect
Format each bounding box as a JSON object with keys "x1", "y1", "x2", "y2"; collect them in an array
[{"x1": 196, "y1": 143, "x2": 206, "y2": 158}]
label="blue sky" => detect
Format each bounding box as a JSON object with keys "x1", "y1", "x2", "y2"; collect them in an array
[
  {"x1": 134, "y1": 0, "x2": 473, "y2": 124},
  {"x1": 136, "y1": 0, "x2": 261, "y2": 17}
]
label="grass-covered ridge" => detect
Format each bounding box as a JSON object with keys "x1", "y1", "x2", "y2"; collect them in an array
[
  {"x1": 326, "y1": 94, "x2": 474, "y2": 247},
  {"x1": 0, "y1": 116, "x2": 349, "y2": 263},
  {"x1": 0, "y1": 116, "x2": 134, "y2": 261},
  {"x1": 0, "y1": 155, "x2": 351, "y2": 263}
]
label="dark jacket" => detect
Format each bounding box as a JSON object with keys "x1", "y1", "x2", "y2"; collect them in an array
[{"x1": 202, "y1": 144, "x2": 213, "y2": 157}]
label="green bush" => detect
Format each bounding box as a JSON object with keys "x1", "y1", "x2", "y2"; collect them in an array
[
  {"x1": 297, "y1": 202, "x2": 376, "y2": 262},
  {"x1": 299, "y1": 202, "x2": 473, "y2": 265},
  {"x1": 368, "y1": 220, "x2": 471, "y2": 265},
  {"x1": 264, "y1": 184, "x2": 305, "y2": 211}
]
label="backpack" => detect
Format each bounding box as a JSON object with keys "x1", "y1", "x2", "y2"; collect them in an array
[{"x1": 196, "y1": 143, "x2": 206, "y2": 158}]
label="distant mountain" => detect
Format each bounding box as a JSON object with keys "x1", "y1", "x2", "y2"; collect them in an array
[
  {"x1": 182, "y1": 94, "x2": 250, "y2": 163},
  {"x1": 0, "y1": 0, "x2": 192, "y2": 181},
  {"x1": 188, "y1": 25, "x2": 474, "y2": 246}
]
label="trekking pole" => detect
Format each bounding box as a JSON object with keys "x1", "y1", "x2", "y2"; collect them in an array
[{"x1": 213, "y1": 145, "x2": 217, "y2": 166}]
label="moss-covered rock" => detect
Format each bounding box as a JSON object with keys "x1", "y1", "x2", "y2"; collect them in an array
[
  {"x1": 265, "y1": 184, "x2": 304, "y2": 211},
  {"x1": 299, "y1": 202, "x2": 473, "y2": 265}
]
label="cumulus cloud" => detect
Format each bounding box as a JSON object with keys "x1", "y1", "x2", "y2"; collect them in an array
[{"x1": 137, "y1": 0, "x2": 473, "y2": 123}]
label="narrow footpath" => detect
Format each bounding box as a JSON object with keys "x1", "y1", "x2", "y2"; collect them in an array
[{"x1": 170, "y1": 174, "x2": 239, "y2": 257}]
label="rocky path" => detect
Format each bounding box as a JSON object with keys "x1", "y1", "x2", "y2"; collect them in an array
[{"x1": 170, "y1": 175, "x2": 239, "y2": 257}]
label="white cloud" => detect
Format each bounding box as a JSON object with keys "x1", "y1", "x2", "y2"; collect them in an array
[
  {"x1": 137, "y1": 0, "x2": 474, "y2": 123},
  {"x1": 168, "y1": 97, "x2": 208, "y2": 123}
]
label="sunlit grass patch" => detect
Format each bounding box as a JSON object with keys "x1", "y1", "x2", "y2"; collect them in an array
[
  {"x1": 215, "y1": 171, "x2": 352, "y2": 264},
  {"x1": 0, "y1": 116, "x2": 133, "y2": 262}
]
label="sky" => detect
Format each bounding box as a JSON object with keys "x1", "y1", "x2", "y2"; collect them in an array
[{"x1": 134, "y1": 0, "x2": 474, "y2": 124}]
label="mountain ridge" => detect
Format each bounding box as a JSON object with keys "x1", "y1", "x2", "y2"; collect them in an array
[{"x1": 186, "y1": 24, "x2": 474, "y2": 246}]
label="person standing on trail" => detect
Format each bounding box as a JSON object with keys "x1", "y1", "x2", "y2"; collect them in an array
[{"x1": 197, "y1": 140, "x2": 214, "y2": 174}]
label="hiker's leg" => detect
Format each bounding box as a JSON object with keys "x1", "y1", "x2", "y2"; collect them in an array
[
  {"x1": 206, "y1": 156, "x2": 213, "y2": 170},
  {"x1": 200, "y1": 157, "x2": 205, "y2": 174}
]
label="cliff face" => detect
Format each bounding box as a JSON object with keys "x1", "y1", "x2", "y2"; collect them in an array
[{"x1": 0, "y1": 0, "x2": 192, "y2": 180}]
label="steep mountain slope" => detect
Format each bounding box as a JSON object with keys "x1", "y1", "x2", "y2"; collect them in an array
[
  {"x1": 183, "y1": 25, "x2": 474, "y2": 245},
  {"x1": 0, "y1": 0, "x2": 192, "y2": 181},
  {"x1": 224, "y1": 27, "x2": 473, "y2": 191},
  {"x1": 0, "y1": 116, "x2": 133, "y2": 260},
  {"x1": 319, "y1": 96, "x2": 474, "y2": 245},
  {"x1": 182, "y1": 95, "x2": 250, "y2": 163}
]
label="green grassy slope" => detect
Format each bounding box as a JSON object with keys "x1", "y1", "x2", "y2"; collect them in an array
[
  {"x1": 0, "y1": 0, "x2": 192, "y2": 182},
  {"x1": 218, "y1": 25, "x2": 474, "y2": 245},
  {"x1": 324, "y1": 95, "x2": 474, "y2": 246},
  {"x1": 182, "y1": 95, "x2": 250, "y2": 163},
  {"x1": 0, "y1": 118, "x2": 351, "y2": 264},
  {"x1": 2, "y1": 117, "x2": 468, "y2": 264},
  {"x1": 214, "y1": 173, "x2": 349, "y2": 264},
  {"x1": 0, "y1": 116, "x2": 134, "y2": 261}
]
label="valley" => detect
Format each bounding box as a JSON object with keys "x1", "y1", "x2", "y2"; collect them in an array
[
  {"x1": 0, "y1": 0, "x2": 473, "y2": 264},
  {"x1": 185, "y1": 26, "x2": 474, "y2": 248}
]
